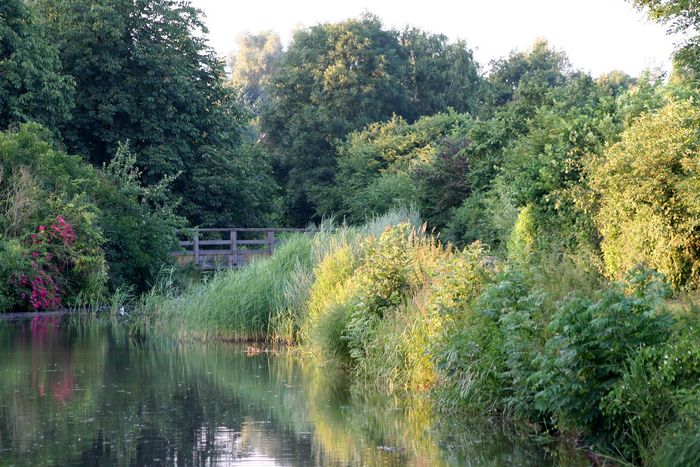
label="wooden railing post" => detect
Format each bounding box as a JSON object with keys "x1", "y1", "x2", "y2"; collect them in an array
[
  {"x1": 268, "y1": 231, "x2": 275, "y2": 255},
  {"x1": 194, "y1": 233, "x2": 200, "y2": 266},
  {"x1": 229, "y1": 230, "x2": 237, "y2": 267}
]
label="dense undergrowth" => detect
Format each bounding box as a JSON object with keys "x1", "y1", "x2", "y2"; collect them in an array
[
  {"x1": 4, "y1": 1, "x2": 700, "y2": 464},
  {"x1": 124, "y1": 209, "x2": 700, "y2": 466}
]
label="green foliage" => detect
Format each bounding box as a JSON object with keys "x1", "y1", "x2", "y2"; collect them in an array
[
  {"x1": 262, "y1": 15, "x2": 482, "y2": 224},
  {"x1": 411, "y1": 136, "x2": 475, "y2": 229},
  {"x1": 328, "y1": 111, "x2": 476, "y2": 227},
  {"x1": 0, "y1": 239, "x2": 28, "y2": 310},
  {"x1": 507, "y1": 205, "x2": 537, "y2": 263},
  {"x1": 339, "y1": 171, "x2": 421, "y2": 225},
  {"x1": 615, "y1": 70, "x2": 668, "y2": 125},
  {"x1": 434, "y1": 262, "x2": 694, "y2": 462},
  {"x1": 591, "y1": 99, "x2": 700, "y2": 288},
  {"x1": 436, "y1": 268, "x2": 543, "y2": 415},
  {"x1": 354, "y1": 224, "x2": 416, "y2": 317},
  {"x1": 534, "y1": 268, "x2": 673, "y2": 438},
  {"x1": 600, "y1": 307, "x2": 700, "y2": 462},
  {"x1": 0, "y1": 0, "x2": 74, "y2": 133},
  {"x1": 0, "y1": 124, "x2": 188, "y2": 309},
  {"x1": 498, "y1": 75, "x2": 617, "y2": 256},
  {"x1": 34, "y1": 0, "x2": 280, "y2": 227},
  {"x1": 303, "y1": 243, "x2": 358, "y2": 357},
  {"x1": 94, "y1": 145, "x2": 185, "y2": 292},
  {"x1": 445, "y1": 185, "x2": 518, "y2": 250},
  {"x1": 343, "y1": 224, "x2": 419, "y2": 364},
  {"x1": 0, "y1": 124, "x2": 108, "y2": 308},
  {"x1": 483, "y1": 39, "x2": 570, "y2": 112},
  {"x1": 653, "y1": 393, "x2": 700, "y2": 467},
  {"x1": 262, "y1": 14, "x2": 411, "y2": 223},
  {"x1": 229, "y1": 31, "x2": 284, "y2": 113},
  {"x1": 340, "y1": 226, "x2": 487, "y2": 391},
  {"x1": 399, "y1": 28, "x2": 482, "y2": 116},
  {"x1": 156, "y1": 234, "x2": 314, "y2": 341},
  {"x1": 632, "y1": 0, "x2": 700, "y2": 77},
  {"x1": 181, "y1": 142, "x2": 282, "y2": 227}
]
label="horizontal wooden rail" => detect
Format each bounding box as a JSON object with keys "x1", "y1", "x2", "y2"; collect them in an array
[{"x1": 172, "y1": 227, "x2": 317, "y2": 270}]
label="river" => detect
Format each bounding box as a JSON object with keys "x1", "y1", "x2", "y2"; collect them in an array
[{"x1": 0, "y1": 316, "x2": 567, "y2": 466}]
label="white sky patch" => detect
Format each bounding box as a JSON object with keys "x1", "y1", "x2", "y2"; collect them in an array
[{"x1": 190, "y1": 0, "x2": 680, "y2": 77}]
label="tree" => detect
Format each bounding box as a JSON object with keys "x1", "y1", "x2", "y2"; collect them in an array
[
  {"x1": 0, "y1": 0, "x2": 74, "y2": 133},
  {"x1": 324, "y1": 112, "x2": 477, "y2": 227},
  {"x1": 94, "y1": 145, "x2": 185, "y2": 292},
  {"x1": 33, "y1": 0, "x2": 280, "y2": 227},
  {"x1": 596, "y1": 70, "x2": 637, "y2": 98},
  {"x1": 229, "y1": 31, "x2": 284, "y2": 113},
  {"x1": 262, "y1": 14, "x2": 411, "y2": 224},
  {"x1": 590, "y1": 99, "x2": 700, "y2": 288},
  {"x1": 399, "y1": 28, "x2": 482, "y2": 117},
  {"x1": 631, "y1": 0, "x2": 700, "y2": 77},
  {"x1": 499, "y1": 76, "x2": 619, "y2": 254},
  {"x1": 483, "y1": 39, "x2": 570, "y2": 112},
  {"x1": 262, "y1": 15, "x2": 485, "y2": 224}
]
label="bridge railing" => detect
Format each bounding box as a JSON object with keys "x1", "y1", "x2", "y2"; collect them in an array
[{"x1": 173, "y1": 228, "x2": 314, "y2": 269}]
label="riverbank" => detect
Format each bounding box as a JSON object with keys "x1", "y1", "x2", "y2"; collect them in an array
[{"x1": 122, "y1": 210, "x2": 700, "y2": 466}]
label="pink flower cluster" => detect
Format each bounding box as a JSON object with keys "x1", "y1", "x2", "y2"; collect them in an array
[
  {"x1": 15, "y1": 271, "x2": 61, "y2": 311},
  {"x1": 14, "y1": 216, "x2": 77, "y2": 311},
  {"x1": 50, "y1": 216, "x2": 76, "y2": 246}
]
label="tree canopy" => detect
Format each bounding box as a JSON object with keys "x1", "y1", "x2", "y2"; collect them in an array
[
  {"x1": 33, "y1": 0, "x2": 280, "y2": 227},
  {"x1": 261, "y1": 15, "x2": 483, "y2": 224},
  {"x1": 632, "y1": 0, "x2": 700, "y2": 76},
  {"x1": 229, "y1": 31, "x2": 284, "y2": 113},
  {"x1": 0, "y1": 0, "x2": 74, "y2": 133}
]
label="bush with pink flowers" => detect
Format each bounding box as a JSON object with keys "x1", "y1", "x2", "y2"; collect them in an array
[
  {"x1": 11, "y1": 215, "x2": 86, "y2": 311},
  {"x1": 0, "y1": 124, "x2": 180, "y2": 311}
]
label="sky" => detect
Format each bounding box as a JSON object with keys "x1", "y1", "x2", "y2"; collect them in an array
[{"x1": 189, "y1": 0, "x2": 679, "y2": 77}]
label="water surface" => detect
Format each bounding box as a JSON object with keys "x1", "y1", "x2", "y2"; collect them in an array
[{"x1": 0, "y1": 317, "x2": 562, "y2": 466}]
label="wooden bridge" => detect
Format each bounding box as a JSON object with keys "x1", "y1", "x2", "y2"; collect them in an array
[{"x1": 173, "y1": 228, "x2": 313, "y2": 270}]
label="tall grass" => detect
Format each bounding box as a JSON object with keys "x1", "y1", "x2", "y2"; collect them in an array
[
  {"x1": 151, "y1": 234, "x2": 313, "y2": 341},
  {"x1": 138, "y1": 208, "x2": 424, "y2": 344}
]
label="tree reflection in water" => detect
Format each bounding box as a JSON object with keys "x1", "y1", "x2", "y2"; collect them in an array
[{"x1": 0, "y1": 318, "x2": 561, "y2": 466}]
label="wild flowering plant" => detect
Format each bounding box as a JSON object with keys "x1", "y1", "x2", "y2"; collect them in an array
[{"x1": 13, "y1": 216, "x2": 77, "y2": 311}]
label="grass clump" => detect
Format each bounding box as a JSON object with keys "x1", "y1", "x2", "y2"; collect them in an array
[{"x1": 154, "y1": 234, "x2": 313, "y2": 341}]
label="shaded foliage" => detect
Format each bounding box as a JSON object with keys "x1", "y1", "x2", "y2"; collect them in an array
[{"x1": 0, "y1": 0, "x2": 74, "y2": 133}]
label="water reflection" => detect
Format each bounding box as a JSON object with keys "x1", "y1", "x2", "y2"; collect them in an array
[{"x1": 0, "y1": 317, "x2": 559, "y2": 466}]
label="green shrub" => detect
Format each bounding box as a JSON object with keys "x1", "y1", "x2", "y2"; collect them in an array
[
  {"x1": 491, "y1": 272, "x2": 548, "y2": 418},
  {"x1": 0, "y1": 239, "x2": 28, "y2": 311},
  {"x1": 344, "y1": 226, "x2": 485, "y2": 391},
  {"x1": 507, "y1": 204, "x2": 537, "y2": 263},
  {"x1": 347, "y1": 172, "x2": 421, "y2": 223},
  {"x1": 445, "y1": 178, "x2": 520, "y2": 252},
  {"x1": 437, "y1": 303, "x2": 506, "y2": 411},
  {"x1": 344, "y1": 223, "x2": 427, "y2": 365},
  {"x1": 359, "y1": 297, "x2": 443, "y2": 392},
  {"x1": 302, "y1": 243, "x2": 358, "y2": 356},
  {"x1": 600, "y1": 351, "x2": 675, "y2": 462},
  {"x1": 95, "y1": 145, "x2": 185, "y2": 292},
  {"x1": 534, "y1": 268, "x2": 674, "y2": 439},
  {"x1": 436, "y1": 268, "x2": 543, "y2": 415},
  {"x1": 0, "y1": 124, "x2": 183, "y2": 306},
  {"x1": 601, "y1": 306, "x2": 700, "y2": 462}
]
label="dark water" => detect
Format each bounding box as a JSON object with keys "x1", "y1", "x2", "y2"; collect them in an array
[{"x1": 0, "y1": 317, "x2": 567, "y2": 466}]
